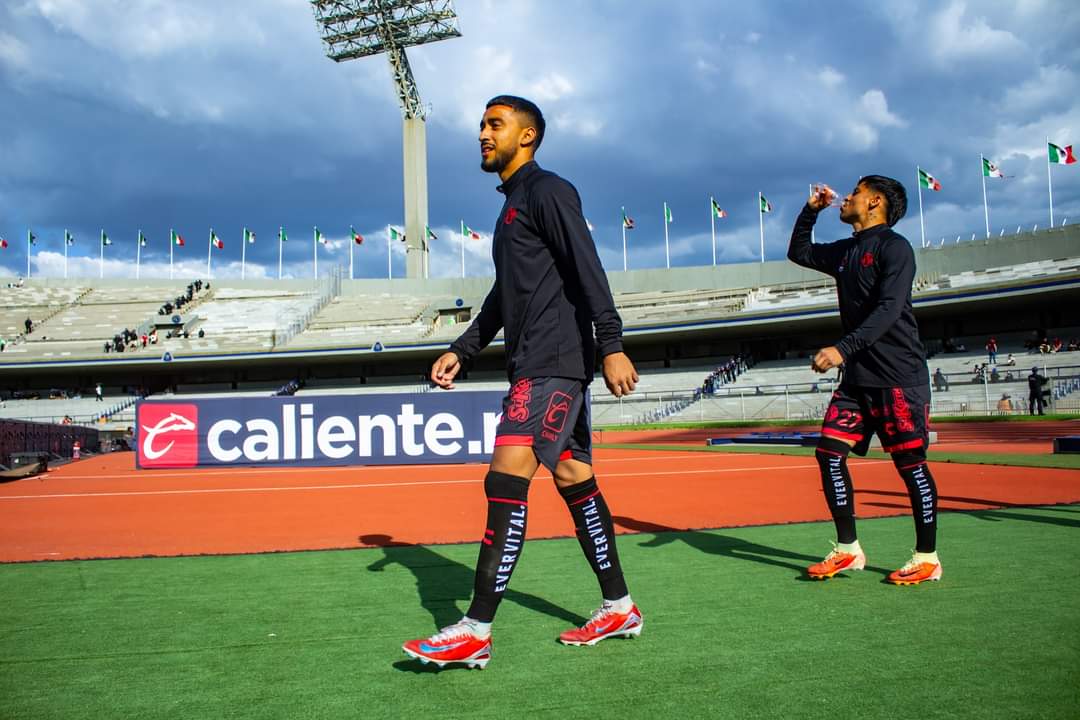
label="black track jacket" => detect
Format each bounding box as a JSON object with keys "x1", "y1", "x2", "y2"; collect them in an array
[
  {"x1": 788, "y1": 204, "x2": 929, "y2": 388},
  {"x1": 449, "y1": 161, "x2": 623, "y2": 383}
]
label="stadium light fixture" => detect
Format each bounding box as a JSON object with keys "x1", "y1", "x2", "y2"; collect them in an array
[{"x1": 311, "y1": 0, "x2": 462, "y2": 279}]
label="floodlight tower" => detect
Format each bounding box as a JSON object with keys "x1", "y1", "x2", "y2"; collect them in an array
[{"x1": 312, "y1": 0, "x2": 461, "y2": 279}]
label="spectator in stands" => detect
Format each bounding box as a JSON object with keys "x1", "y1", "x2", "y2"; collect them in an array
[
  {"x1": 1028, "y1": 367, "x2": 1048, "y2": 415},
  {"x1": 24, "y1": 317, "x2": 33, "y2": 334},
  {"x1": 1051, "y1": 337, "x2": 1063, "y2": 353},
  {"x1": 103, "y1": 341, "x2": 111, "y2": 353},
  {"x1": 0, "y1": 337, "x2": 4, "y2": 352},
  {"x1": 996, "y1": 393, "x2": 1012, "y2": 414},
  {"x1": 141, "y1": 333, "x2": 148, "y2": 347},
  {"x1": 1069, "y1": 338, "x2": 1079, "y2": 352},
  {"x1": 197, "y1": 328, "x2": 205, "y2": 338},
  {"x1": 1004, "y1": 353, "x2": 1016, "y2": 366},
  {"x1": 1039, "y1": 338, "x2": 1051, "y2": 354},
  {"x1": 61, "y1": 415, "x2": 73, "y2": 425},
  {"x1": 933, "y1": 368, "x2": 949, "y2": 392},
  {"x1": 1004, "y1": 370, "x2": 1014, "y2": 382},
  {"x1": 986, "y1": 337, "x2": 998, "y2": 364},
  {"x1": 95, "y1": 382, "x2": 103, "y2": 402},
  {"x1": 149, "y1": 330, "x2": 158, "y2": 345},
  {"x1": 990, "y1": 366, "x2": 1000, "y2": 383}
]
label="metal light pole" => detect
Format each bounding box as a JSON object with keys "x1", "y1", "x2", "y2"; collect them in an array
[{"x1": 312, "y1": 1, "x2": 461, "y2": 280}]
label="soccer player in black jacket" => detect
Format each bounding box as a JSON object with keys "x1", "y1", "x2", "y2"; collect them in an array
[
  {"x1": 402, "y1": 96, "x2": 643, "y2": 669},
  {"x1": 788, "y1": 176, "x2": 942, "y2": 586}
]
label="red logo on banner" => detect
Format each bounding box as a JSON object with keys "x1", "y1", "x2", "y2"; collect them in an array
[{"x1": 138, "y1": 404, "x2": 199, "y2": 468}]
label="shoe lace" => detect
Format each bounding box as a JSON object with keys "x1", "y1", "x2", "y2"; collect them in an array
[
  {"x1": 428, "y1": 619, "x2": 479, "y2": 644},
  {"x1": 898, "y1": 551, "x2": 921, "y2": 573},
  {"x1": 822, "y1": 542, "x2": 845, "y2": 564},
  {"x1": 584, "y1": 602, "x2": 617, "y2": 629}
]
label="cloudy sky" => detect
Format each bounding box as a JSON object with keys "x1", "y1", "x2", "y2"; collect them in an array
[{"x1": 2, "y1": 0, "x2": 1079, "y2": 281}]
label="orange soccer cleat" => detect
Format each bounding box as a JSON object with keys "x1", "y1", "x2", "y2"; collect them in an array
[
  {"x1": 807, "y1": 543, "x2": 867, "y2": 580},
  {"x1": 402, "y1": 620, "x2": 492, "y2": 670},
  {"x1": 887, "y1": 554, "x2": 943, "y2": 585},
  {"x1": 558, "y1": 601, "x2": 643, "y2": 646}
]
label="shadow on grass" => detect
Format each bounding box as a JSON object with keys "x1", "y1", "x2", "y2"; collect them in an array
[
  {"x1": 861, "y1": 499, "x2": 1080, "y2": 528},
  {"x1": 359, "y1": 533, "x2": 586, "y2": 672},
  {"x1": 612, "y1": 516, "x2": 893, "y2": 578}
]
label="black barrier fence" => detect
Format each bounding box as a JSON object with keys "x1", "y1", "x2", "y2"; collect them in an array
[{"x1": 0, "y1": 420, "x2": 100, "y2": 468}]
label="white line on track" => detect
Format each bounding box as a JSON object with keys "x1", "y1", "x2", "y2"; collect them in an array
[
  {"x1": 25, "y1": 453, "x2": 750, "y2": 482},
  {"x1": 0, "y1": 461, "x2": 889, "y2": 501}
]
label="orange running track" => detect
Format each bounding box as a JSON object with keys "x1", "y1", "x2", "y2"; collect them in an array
[{"x1": 1, "y1": 447, "x2": 1078, "y2": 563}]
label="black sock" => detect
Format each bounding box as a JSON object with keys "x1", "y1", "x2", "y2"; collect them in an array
[
  {"x1": 816, "y1": 438, "x2": 857, "y2": 544},
  {"x1": 894, "y1": 452, "x2": 938, "y2": 553},
  {"x1": 558, "y1": 477, "x2": 629, "y2": 601},
  {"x1": 465, "y1": 471, "x2": 530, "y2": 623}
]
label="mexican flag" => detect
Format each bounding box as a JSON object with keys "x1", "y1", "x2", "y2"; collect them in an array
[
  {"x1": 760, "y1": 195, "x2": 772, "y2": 213},
  {"x1": 244, "y1": 228, "x2": 256, "y2": 244},
  {"x1": 982, "y1": 157, "x2": 1004, "y2": 178},
  {"x1": 315, "y1": 227, "x2": 328, "y2": 245},
  {"x1": 390, "y1": 227, "x2": 405, "y2": 242},
  {"x1": 351, "y1": 226, "x2": 363, "y2": 245},
  {"x1": 139, "y1": 231, "x2": 148, "y2": 247},
  {"x1": 622, "y1": 209, "x2": 635, "y2": 230},
  {"x1": 279, "y1": 227, "x2": 287, "y2": 243},
  {"x1": 918, "y1": 168, "x2": 942, "y2": 191},
  {"x1": 0, "y1": 238, "x2": 7, "y2": 249},
  {"x1": 463, "y1": 224, "x2": 481, "y2": 240},
  {"x1": 101, "y1": 230, "x2": 112, "y2": 246},
  {"x1": 28, "y1": 230, "x2": 36, "y2": 246},
  {"x1": 711, "y1": 199, "x2": 727, "y2": 218},
  {"x1": 664, "y1": 203, "x2": 674, "y2": 224},
  {"x1": 211, "y1": 230, "x2": 223, "y2": 249},
  {"x1": 426, "y1": 225, "x2": 437, "y2": 241},
  {"x1": 1048, "y1": 142, "x2": 1077, "y2": 164},
  {"x1": 172, "y1": 230, "x2": 185, "y2": 247},
  {"x1": 66, "y1": 230, "x2": 75, "y2": 246}
]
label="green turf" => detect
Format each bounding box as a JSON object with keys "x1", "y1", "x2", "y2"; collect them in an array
[
  {"x1": 595, "y1": 442, "x2": 1080, "y2": 469},
  {"x1": 2, "y1": 508, "x2": 1078, "y2": 719}
]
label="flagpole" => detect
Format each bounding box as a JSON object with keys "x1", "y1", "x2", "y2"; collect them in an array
[
  {"x1": 917, "y1": 167, "x2": 926, "y2": 249},
  {"x1": 64, "y1": 229, "x2": 69, "y2": 279},
  {"x1": 809, "y1": 184, "x2": 816, "y2": 244},
  {"x1": 758, "y1": 193, "x2": 765, "y2": 263},
  {"x1": 387, "y1": 225, "x2": 392, "y2": 280},
  {"x1": 313, "y1": 227, "x2": 318, "y2": 279},
  {"x1": 99, "y1": 229, "x2": 104, "y2": 279},
  {"x1": 1047, "y1": 136, "x2": 1055, "y2": 227},
  {"x1": 350, "y1": 229, "x2": 354, "y2": 281},
  {"x1": 136, "y1": 230, "x2": 142, "y2": 280},
  {"x1": 663, "y1": 202, "x2": 671, "y2": 269},
  {"x1": 170, "y1": 229, "x2": 174, "y2": 280},
  {"x1": 459, "y1": 221, "x2": 466, "y2": 279},
  {"x1": 621, "y1": 207, "x2": 627, "y2": 272},
  {"x1": 709, "y1": 197, "x2": 716, "y2": 266},
  {"x1": 981, "y1": 155, "x2": 990, "y2": 239},
  {"x1": 241, "y1": 227, "x2": 247, "y2": 280},
  {"x1": 206, "y1": 228, "x2": 213, "y2": 279},
  {"x1": 26, "y1": 230, "x2": 31, "y2": 278},
  {"x1": 278, "y1": 227, "x2": 283, "y2": 280}
]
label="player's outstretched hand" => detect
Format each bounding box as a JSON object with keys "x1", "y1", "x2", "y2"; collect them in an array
[
  {"x1": 603, "y1": 352, "x2": 639, "y2": 397},
  {"x1": 811, "y1": 346, "x2": 844, "y2": 373},
  {"x1": 430, "y1": 351, "x2": 461, "y2": 390}
]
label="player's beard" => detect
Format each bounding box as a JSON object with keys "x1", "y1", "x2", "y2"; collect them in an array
[{"x1": 481, "y1": 144, "x2": 514, "y2": 174}]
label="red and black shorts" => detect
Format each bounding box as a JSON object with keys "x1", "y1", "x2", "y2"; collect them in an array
[
  {"x1": 494, "y1": 376, "x2": 592, "y2": 471},
  {"x1": 821, "y1": 383, "x2": 931, "y2": 456}
]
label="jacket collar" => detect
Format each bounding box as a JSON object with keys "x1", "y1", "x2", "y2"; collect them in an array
[{"x1": 497, "y1": 160, "x2": 540, "y2": 195}]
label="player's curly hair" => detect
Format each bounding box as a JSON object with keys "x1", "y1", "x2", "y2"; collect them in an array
[
  {"x1": 859, "y1": 175, "x2": 907, "y2": 227},
  {"x1": 486, "y1": 95, "x2": 546, "y2": 150}
]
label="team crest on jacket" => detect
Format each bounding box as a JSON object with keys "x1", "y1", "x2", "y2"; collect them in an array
[
  {"x1": 860, "y1": 252, "x2": 875, "y2": 267},
  {"x1": 504, "y1": 207, "x2": 518, "y2": 225}
]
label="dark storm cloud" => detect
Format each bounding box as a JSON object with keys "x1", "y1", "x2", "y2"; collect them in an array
[{"x1": 1, "y1": 0, "x2": 1078, "y2": 280}]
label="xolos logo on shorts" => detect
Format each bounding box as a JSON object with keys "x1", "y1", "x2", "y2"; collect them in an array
[{"x1": 138, "y1": 403, "x2": 199, "y2": 468}]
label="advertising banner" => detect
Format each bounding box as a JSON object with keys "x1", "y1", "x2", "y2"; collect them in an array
[{"x1": 136, "y1": 392, "x2": 505, "y2": 469}]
